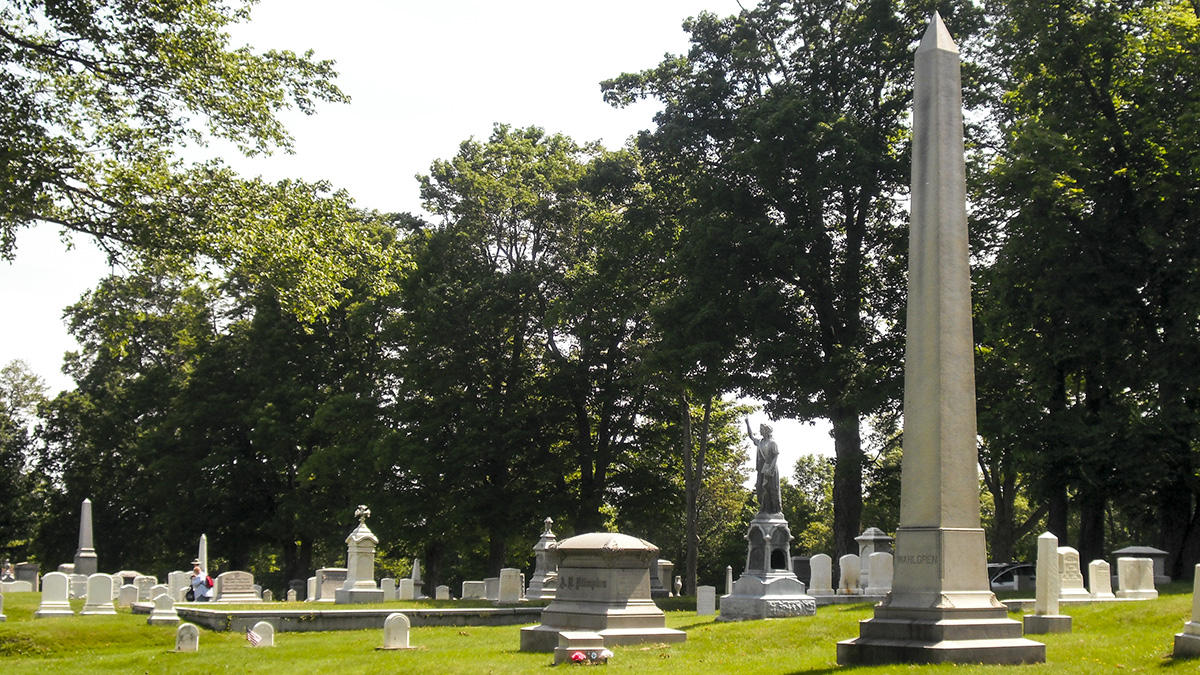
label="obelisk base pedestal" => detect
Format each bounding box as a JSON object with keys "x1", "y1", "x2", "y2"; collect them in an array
[
  {"x1": 837, "y1": 604, "x2": 1045, "y2": 665},
  {"x1": 717, "y1": 574, "x2": 815, "y2": 621}
]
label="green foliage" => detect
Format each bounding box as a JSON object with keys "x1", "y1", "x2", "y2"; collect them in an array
[{"x1": 782, "y1": 454, "x2": 835, "y2": 555}]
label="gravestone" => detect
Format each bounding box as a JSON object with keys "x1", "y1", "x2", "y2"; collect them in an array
[
  {"x1": 856, "y1": 527, "x2": 894, "y2": 589},
  {"x1": 74, "y1": 498, "x2": 98, "y2": 576},
  {"x1": 215, "y1": 571, "x2": 262, "y2": 603},
  {"x1": 462, "y1": 580, "x2": 486, "y2": 600},
  {"x1": 554, "y1": 631, "x2": 610, "y2": 665},
  {"x1": 381, "y1": 578, "x2": 396, "y2": 601},
  {"x1": 197, "y1": 534, "x2": 208, "y2": 576},
  {"x1": 1, "y1": 580, "x2": 32, "y2": 593},
  {"x1": 399, "y1": 578, "x2": 415, "y2": 601},
  {"x1": 335, "y1": 506, "x2": 384, "y2": 604},
  {"x1": 35, "y1": 572, "x2": 74, "y2": 618},
  {"x1": 262, "y1": 590, "x2": 273, "y2": 602},
  {"x1": 286, "y1": 589, "x2": 297, "y2": 602},
  {"x1": 526, "y1": 517, "x2": 559, "y2": 600},
  {"x1": 411, "y1": 558, "x2": 423, "y2": 598},
  {"x1": 498, "y1": 568, "x2": 522, "y2": 603},
  {"x1": 657, "y1": 560, "x2": 675, "y2": 597},
  {"x1": 1024, "y1": 532, "x2": 1071, "y2": 634},
  {"x1": 306, "y1": 576, "x2": 316, "y2": 601},
  {"x1": 837, "y1": 15, "x2": 1044, "y2": 665},
  {"x1": 697, "y1": 586, "x2": 716, "y2": 616},
  {"x1": 483, "y1": 577, "x2": 499, "y2": 601},
  {"x1": 436, "y1": 585, "x2": 450, "y2": 600},
  {"x1": 288, "y1": 579, "x2": 305, "y2": 601},
  {"x1": 809, "y1": 554, "x2": 834, "y2": 596},
  {"x1": 791, "y1": 556, "x2": 811, "y2": 587},
  {"x1": 250, "y1": 620, "x2": 274, "y2": 647},
  {"x1": 648, "y1": 558, "x2": 669, "y2": 598},
  {"x1": 80, "y1": 573, "x2": 117, "y2": 615},
  {"x1": 315, "y1": 568, "x2": 347, "y2": 602},
  {"x1": 69, "y1": 573, "x2": 88, "y2": 599},
  {"x1": 1116, "y1": 557, "x2": 1158, "y2": 600},
  {"x1": 118, "y1": 584, "x2": 138, "y2": 608},
  {"x1": 725, "y1": 566, "x2": 733, "y2": 596},
  {"x1": 109, "y1": 574, "x2": 121, "y2": 600},
  {"x1": 1057, "y1": 547, "x2": 1089, "y2": 599},
  {"x1": 864, "y1": 553, "x2": 894, "y2": 595},
  {"x1": 1173, "y1": 564, "x2": 1200, "y2": 657},
  {"x1": 134, "y1": 575, "x2": 156, "y2": 601},
  {"x1": 1113, "y1": 546, "x2": 1170, "y2": 585},
  {"x1": 151, "y1": 584, "x2": 169, "y2": 599},
  {"x1": 147, "y1": 593, "x2": 181, "y2": 625},
  {"x1": 167, "y1": 571, "x2": 190, "y2": 602},
  {"x1": 175, "y1": 623, "x2": 199, "y2": 652},
  {"x1": 15, "y1": 562, "x2": 39, "y2": 590},
  {"x1": 838, "y1": 554, "x2": 862, "y2": 595},
  {"x1": 379, "y1": 612, "x2": 414, "y2": 650},
  {"x1": 519, "y1": 532, "x2": 686, "y2": 652},
  {"x1": 1089, "y1": 560, "x2": 1115, "y2": 600}
]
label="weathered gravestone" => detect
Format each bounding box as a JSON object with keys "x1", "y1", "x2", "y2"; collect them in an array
[
  {"x1": 399, "y1": 578, "x2": 415, "y2": 601},
  {"x1": 381, "y1": 578, "x2": 396, "y2": 601},
  {"x1": 134, "y1": 575, "x2": 156, "y2": 602},
  {"x1": 809, "y1": 554, "x2": 834, "y2": 596},
  {"x1": 168, "y1": 571, "x2": 190, "y2": 601},
  {"x1": 1089, "y1": 560, "x2": 1115, "y2": 600},
  {"x1": 1057, "y1": 547, "x2": 1089, "y2": 599},
  {"x1": 215, "y1": 571, "x2": 261, "y2": 603},
  {"x1": 482, "y1": 577, "x2": 499, "y2": 601},
  {"x1": 697, "y1": 586, "x2": 716, "y2": 616},
  {"x1": 436, "y1": 585, "x2": 450, "y2": 600},
  {"x1": 315, "y1": 568, "x2": 346, "y2": 602},
  {"x1": 498, "y1": 568, "x2": 522, "y2": 604},
  {"x1": 378, "y1": 612, "x2": 414, "y2": 650},
  {"x1": 249, "y1": 621, "x2": 274, "y2": 647},
  {"x1": 148, "y1": 593, "x2": 181, "y2": 625},
  {"x1": 286, "y1": 589, "x2": 297, "y2": 602},
  {"x1": 118, "y1": 584, "x2": 138, "y2": 607},
  {"x1": 15, "y1": 562, "x2": 39, "y2": 591},
  {"x1": 838, "y1": 554, "x2": 862, "y2": 595},
  {"x1": 68, "y1": 573, "x2": 88, "y2": 599},
  {"x1": 151, "y1": 584, "x2": 169, "y2": 599},
  {"x1": 1116, "y1": 557, "x2": 1158, "y2": 600},
  {"x1": 175, "y1": 623, "x2": 200, "y2": 652},
  {"x1": 462, "y1": 580, "x2": 486, "y2": 600},
  {"x1": 1024, "y1": 532, "x2": 1071, "y2": 634},
  {"x1": 262, "y1": 589, "x2": 273, "y2": 602},
  {"x1": 519, "y1": 532, "x2": 686, "y2": 652},
  {"x1": 1114, "y1": 546, "x2": 1170, "y2": 585},
  {"x1": 35, "y1": 572, "x2": 74, "y2": 618},
  {"x1": 1173, "y1": 564, "x2": 1200, "y2": 658},
  {"x1": 864, "y1": 553, "x2": 894, "y2": 596},
  {"x1": 80, "y1": 573, "x2": 117, "y2": 615}
]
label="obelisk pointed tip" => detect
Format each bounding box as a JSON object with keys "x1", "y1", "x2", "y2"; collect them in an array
[{"x1": 918, "y1": 11, "x2": 958, "y2": 54}]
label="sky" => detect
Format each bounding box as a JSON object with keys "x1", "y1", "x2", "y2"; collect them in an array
[{"x1": 0, "y1": 0, "x2": 836, "y2": 470}]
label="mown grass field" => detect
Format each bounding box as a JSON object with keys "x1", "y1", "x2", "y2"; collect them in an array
[{"x1": 0, "y1": 585, "x2": 1196, "y2": 674}]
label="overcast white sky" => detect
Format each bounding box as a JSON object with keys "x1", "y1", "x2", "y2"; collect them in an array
[{"x1": 0, "y1": 0, "x2": 835, "y2": 468}]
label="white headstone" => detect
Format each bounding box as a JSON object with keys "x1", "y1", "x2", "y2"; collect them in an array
[
  {"x1": 1115, "y1": 557, "x2": 1158, "y2": 600},
  {"x1": 151, "y1": 584, "x2": 169, "y2": 599},
  {"x1": 498, "y1": 568, "x2": 522, "y2": 603},
  {"x1": 168, "y1": 570, "x2": 190, "y2": 601},
  {"x1": 35, "y1": 572, "x2": 74, "y2": 618},
  {"x1": 147, "y1": 593, "x2": 180, "y2": 625},
  {"x1": 315, "y1": 568, "x2": 347, "y2": 602},
  {"x1": 837, "y1": 554, "x2": 862, "y2": 595},
  {"x1": 250, "y1": 620, "x2": 274, "y2": 647},
  {"x1": 809, "y1": 554, "x2": 834, "y2": 596},
  {"x1": 725, "y1": 565, "x2": 734, "y2": 596},
  {"x1": 462, "y1": 580, "x2": 486, "y2": 600},
  {"x1": 436, "y1": 585, "x2": 450, "y2": 600},
  {"x1": 336, "y1": 511, "x2": 384, "y2": 604},
  {"x1": 69, "y1": 573, "x2": 88, "y2": 599},
  {"x1": 1174, "y1": 564, "x2": 1200, "y2": 651},
  {"x1": 80, "y1": 573, "x2": 117, "y2": 615},
  {"x1": 1035, "y1": 533, "x2": 1060, "y2": 616},
  {"x1": 399, "y1": 578, "x2": 415, "y2": 601},
  {"x1": 307, "y1": 576, "x2": 316, "y2": 601},
  {"x1": 134, "y1": 575, "x2": 156, "y2": 602},
  {"x1": 118, "y1": 584, "x2": 138, "y2": 608},
  {"x1": 262, "y1": 589, "x2": 273, "y2": 602},
  {"x1": 286, "y1": 589, "x2": 297, "y2": 602},
  {"x1": 215, "y1": 571, "x2": 261, "y2": 603},
  {"x1": 381, "y1": 612, "x2": 412, "y2": 650},
  {"x1": 864, "y1": 553, "x2": 894, "y2": 595},
  {"x1": 175, "y1": 623, "x2": 200, "y2": 652},
  {"x1": 110, "y1": 574, "x2": 122, "y2": 600},
  {"x1": 483, "y1": 577, "x2": 499, "y2": 601},
  {"x1": 1057, "y1": 547, "x2": 1088, "y2": 599},
  {"x1": 381, "y1": 578, "x2": 396, "y2": 601},
  {"x1": 1088, "y1": 560, "x2": 1115, "y2": 599},
  {"x1": 696, "y1": 585, "x2": 716, "y2": 616}
]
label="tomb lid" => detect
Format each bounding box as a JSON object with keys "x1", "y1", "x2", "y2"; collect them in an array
[
  {"x1": 1112, "y1": 546, "x2": 1167, "y2": 556},
  {"x1": 556, "y1": 532, "x2": 657, "y2": 554}
]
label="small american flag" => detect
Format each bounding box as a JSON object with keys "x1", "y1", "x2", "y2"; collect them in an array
[{"x1": 246, "y1": 627, "x2": 262, "y2": 646}]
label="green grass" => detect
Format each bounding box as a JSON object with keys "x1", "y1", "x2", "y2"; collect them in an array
[{"x1": 0, "y1": 586, "x2": 1196, "y2": 674}]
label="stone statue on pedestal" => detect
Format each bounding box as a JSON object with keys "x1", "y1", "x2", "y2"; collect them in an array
[{"x1": 746, "y1": 420, "x2": 781, "y2": 515}]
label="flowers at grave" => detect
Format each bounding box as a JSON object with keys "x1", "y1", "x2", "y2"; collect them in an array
[{"x1": 565, "y1": 649, "x2": 612, "y2": 665}]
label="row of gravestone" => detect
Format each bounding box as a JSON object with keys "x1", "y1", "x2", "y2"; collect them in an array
[
  {"x1": 1048, "y1": 545, "x2": 1158, "y2": 601},
  {"x1": 31, "y1": 571, "x2": 182, "y2": 625},
  {"x1": 804, "y1": 552, "x2": 895, "y2": 597},
  {"x1": 171, "y1": 612, "x2": 417, "y2": 653}
]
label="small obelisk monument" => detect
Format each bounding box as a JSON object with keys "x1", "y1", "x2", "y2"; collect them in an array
[
  {"x1": 73, "y1": 498, "x2": 98, "y2": 576},
  {"x1": 837, "y1": 14, "x2": 1044, "y2": 665}
]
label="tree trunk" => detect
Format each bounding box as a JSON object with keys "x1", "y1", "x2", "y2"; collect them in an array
[
  {"x1": 1046, "y1": 484, "x2": 1069, "y2": 546},
  {"x1": 424, "y1": 541, "x2": 444, "y2": 599},
  {"x1": 831, "y1": 407, "x2": 863, "y2": 559},
  {"x1": 486, "y1": 534, "x2": 507, "y2": 578},
  {"x1": 1077, "y1": 488, "x2": 1105, "y2": 584}
]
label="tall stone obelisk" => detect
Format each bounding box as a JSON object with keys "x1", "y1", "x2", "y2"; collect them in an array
[
  {"x1": 73, "y1": 498, "x2": 98, "y2": 576},
  {"x1": 837, "y1": 14, "x2": 1044, "y2": 665}
]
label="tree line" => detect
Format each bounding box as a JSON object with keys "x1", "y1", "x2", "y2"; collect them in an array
[{"x1": 2, "y1": 0, "x2": 1199, "y2": 592}]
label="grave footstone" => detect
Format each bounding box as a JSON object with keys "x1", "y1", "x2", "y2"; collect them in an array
[
  {"x1": 837, "y1": 554, "x2": 862, "y2": 595},
  {"x1": 462, "y1": 580, "x2": 486, "y2": 600},
  {"x1": 498, "y1": 568, "x2": 522, "y2": 603},
  {"x1": 36, "y1": 572, "x2": 74, "y2": 618},
  {"x1": 1089, "y1": 560, "x2": 1115, "y2": 600},
  {"x1": 809, "y1": 554, "x2": 834, "y2": 596},
  {"x1": 1173, "y1": 564, "x2": 1200, "y2": 657},
  {"x1": 697, "y1": 586, "x2": 716, "y2": 616},
  {"x1": 436, "y1": 585, "x2": 450, "y2": 600},
  {"x1": 147, "y1": 593, "x2": 181, "y2": 625},
  {"x1": 215, "y1": 571, "x2": 262, "y2": 603},
  {"x1": 864, "y1": 553, "x2": 894, "y2": 595},
  {"x1": 118, "y1": 584, "x2": 138, "y2": 608},
  {"x1": 1116, "y1": 557, "x2": 1158, "y2": 600},
  {"x1": 175, "y1": 623, "x2": 200, "y2": 652},
  {"x1": 378, "y1": 612, "x2": 413, "y2": 650},
  {"x1": 249, "y1": 620, "x2": 274, "y2": 647},
  {"x1": 80, "y1": 573, "x2": 117, "y2": 615},
  {"x1": 1024, "y1": 532, "x2": 1071, "y2": 634},
  {"x1": 519, "y1": 532, "x2": 686, "y2": 652}
]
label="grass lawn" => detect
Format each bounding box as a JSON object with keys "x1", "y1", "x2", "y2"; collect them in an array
[{"x1": 0, "y1": 585, "x2": 1196, "y2": 674}]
